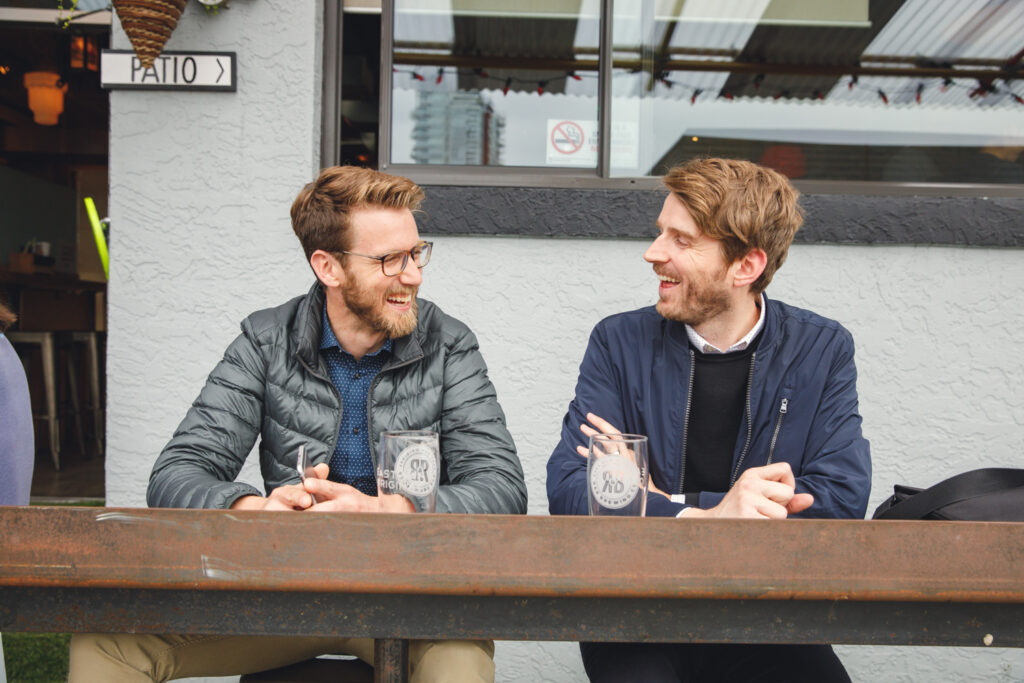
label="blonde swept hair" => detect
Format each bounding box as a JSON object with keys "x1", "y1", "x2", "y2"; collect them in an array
[
  {"x1": 290, "y1": 166, "x2": 425, "y2": 259},
  {"x1": 663, "y1": 158, "x2": 804, "y2": 295}
]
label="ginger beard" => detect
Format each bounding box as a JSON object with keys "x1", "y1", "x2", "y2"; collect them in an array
[
  {"x1": 654, "y1": 263, "x2": 732, "y2": 327},
  {"x1": 340, "y1": 276, "x2": 418, "y2": 338}
]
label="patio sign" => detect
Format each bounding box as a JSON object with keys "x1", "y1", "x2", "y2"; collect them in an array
[{"x1": 100, "y1": 50, "x2": 236, "y2": 91}]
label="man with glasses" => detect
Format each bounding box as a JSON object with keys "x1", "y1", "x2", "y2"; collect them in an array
[{"x1": 69, "y1": 166, "x2": 526, "y2": 682}]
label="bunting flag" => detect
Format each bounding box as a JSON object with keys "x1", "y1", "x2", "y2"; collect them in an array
[{"x1": 391, "y1": 67, "x2": 1024, "y2": 110}]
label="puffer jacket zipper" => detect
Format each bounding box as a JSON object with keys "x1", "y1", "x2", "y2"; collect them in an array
[
  {"x1": 675, "y1": 350, "x2": 695, "y2": 495},
  {"x1": 766, "y1": 397, "x2": 789, "y2": 465},
  {"x1": 296, "y1": 352, "x2": 344, "y2": 459},
  {"x1": 729, "y1": 352, "x2": 758, "y2": 486},
  {"x1": 365, "y1": 351, "x2": 424, "y2": 468}
]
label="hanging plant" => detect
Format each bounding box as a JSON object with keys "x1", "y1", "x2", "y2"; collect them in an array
[
  {"x1": 57, "y1": 0, "x2": 79, "y2": 30},
  {"x1": 111, "y1": 0, "x2": 188, "y2": 69},
  {"x1": 197, "y1": 0, "x2": 230, "y2": 15}
]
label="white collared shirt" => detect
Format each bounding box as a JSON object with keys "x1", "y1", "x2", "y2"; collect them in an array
[{"x1": 684, "y1": 293, "x2": 766, "y2": 355}]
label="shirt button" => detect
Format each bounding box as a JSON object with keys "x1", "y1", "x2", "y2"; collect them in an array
[
  {"x1": 352, "y1": 427, "x2": 360, "y2": 434},
  {"x1": 354, "y1": 372, "x2": 361, "y2": 380}
]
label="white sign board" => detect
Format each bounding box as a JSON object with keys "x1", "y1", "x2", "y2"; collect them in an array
[
  {"x1": 101, "y1": 50, "x2": 236, "y2": 91},
  {"x1": 545, "y1": 119, "x2": 639, "y2": 169}
]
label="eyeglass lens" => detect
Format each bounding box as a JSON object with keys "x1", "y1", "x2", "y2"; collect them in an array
[{"x1": 382, "y1": 243, "x2": 431, "y2": 276}]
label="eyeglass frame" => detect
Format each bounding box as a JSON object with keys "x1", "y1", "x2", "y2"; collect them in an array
[{"x1": 335, "y1": 241, "x2": 433, "y2": 277}]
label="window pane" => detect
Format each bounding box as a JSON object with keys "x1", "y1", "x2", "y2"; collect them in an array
[
  {"x1": 341, "y1": 8, "x2": 381, "y2": 167},
  {"x1": 611, "y1": 0, "x2": 1024, "y2": 184},
  {"x1": 390, "y1": 0, "x2": 601, "y2": 167}
]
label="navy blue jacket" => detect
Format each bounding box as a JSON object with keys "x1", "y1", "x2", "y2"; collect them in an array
[{"x1": 547, "y1": 297, "x2": 871, "y2": 519}]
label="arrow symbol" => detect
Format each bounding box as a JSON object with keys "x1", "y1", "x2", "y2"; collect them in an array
[{"x1": 216, "y1": 58, "x2": 225, "y2": 83}]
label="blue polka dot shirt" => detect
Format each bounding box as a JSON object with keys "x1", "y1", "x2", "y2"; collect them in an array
[{"x1": 320, "y1": 305, "x2": 392, "y2": 496}]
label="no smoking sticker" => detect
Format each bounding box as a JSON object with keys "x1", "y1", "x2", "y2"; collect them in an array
[
  {"x1": 546, "y1": 119, "x2": 597, "y2": 166},
  {"x1": 550, "y1": 121, "x2": 585, "y2": 154},
  {"x1": 544, "y1": 119, "x2": 640, "y2": 169}
]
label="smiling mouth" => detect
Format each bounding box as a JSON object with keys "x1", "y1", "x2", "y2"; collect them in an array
[
  {"x1": 386, "y1": 290, "x2": 414, "y2": 308},
  {"x1": 657, "y1": 274, "x2": 680, "y2": 289}
]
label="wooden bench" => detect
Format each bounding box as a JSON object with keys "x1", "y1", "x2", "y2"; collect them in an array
[{"x1": 1, "y1": 507, "x2": 1022, "y2": 682}]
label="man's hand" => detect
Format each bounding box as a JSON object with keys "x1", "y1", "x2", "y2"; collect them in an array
[
  {"x1": 576, "y1": 413, "x2": 669, "y2": 499},
  {"x1": 302, "y1": 463, "x2": 415, "y2": 513},
  {"x1": 574, "y1": 412, "x2": 626, "y2": 458},
  {"x1": 681, "y1": 462, "x2": 813, "y2": 519},
  {"x1": 577, "y1": 414, "x2": 812, "y2": 517},
  {"x1": 229, "y1": 483, "x2": 315, "y2": 511}
]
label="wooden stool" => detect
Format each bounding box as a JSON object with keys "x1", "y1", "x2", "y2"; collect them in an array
[
  {"x1": 239, "y1": 657, "x2": 373, "y2": 683},
  {"x1": 69, "y1": 331, "x2": 104, "y2": 458},
  {"x1": 7, "y1": 331, "x2": 104, "y2": 469}
]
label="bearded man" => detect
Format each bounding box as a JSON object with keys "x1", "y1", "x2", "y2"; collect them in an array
[
  {"x1": 547, "y1": 158, "x2": 870, "y2": 683},
  {"x1": 69, "y1": 166, "x2": 525, "y2": 683}
]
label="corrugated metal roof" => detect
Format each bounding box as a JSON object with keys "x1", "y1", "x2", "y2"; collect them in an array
[
  {"x1": 868, "y1": 0, "x2": 1024, "y2": 60},
  {"x1": 393, "y1": 0, "x2": 1024, "y2": 109},
  {"x1": 824, "y1": 0, "x2": 1024, "y2": 109}
]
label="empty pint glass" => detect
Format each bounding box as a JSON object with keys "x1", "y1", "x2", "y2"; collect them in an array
[
  {"x1": 587, "y1": 433, "x2": 649, "y2": 516},
  {"x1": 376, "y1": 430, "x2": 440, "y2": 512}
]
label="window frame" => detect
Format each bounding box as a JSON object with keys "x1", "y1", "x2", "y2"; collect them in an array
[{"x1": 324, "y1": 0, "x2": 1024, "y2": 199}]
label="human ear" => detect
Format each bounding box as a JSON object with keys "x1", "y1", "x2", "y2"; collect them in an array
[
  {"x1": 731, "y1": 248, "x2": 767, "y2": 289},
  {"x1": 310, "y1": 249, "x2": 344, "y2": 287}
]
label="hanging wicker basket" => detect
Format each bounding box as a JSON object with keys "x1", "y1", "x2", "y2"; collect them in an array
[{"x1": 112, "y1": 0, "x2": 189, "y2": 69}]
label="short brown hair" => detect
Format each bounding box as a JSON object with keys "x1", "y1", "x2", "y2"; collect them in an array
[
  {"x1": 290, "y1": 166, "x2": 425, "y2": 260},
  {"x1": 663, "y1": 158, "x2": 803, "y2": 294}
]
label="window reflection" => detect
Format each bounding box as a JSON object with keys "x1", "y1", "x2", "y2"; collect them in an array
[
  {"x1": 391, "y1": 0, "x2": 601, "y2": 167},
  {"x1": 611, "y1": 0, "x2": 1024, "y2": 183}
]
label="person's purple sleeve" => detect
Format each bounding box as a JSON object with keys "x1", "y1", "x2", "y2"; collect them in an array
[{"x1": 0, "y1": 335, "x2": 34, "y2": 506}]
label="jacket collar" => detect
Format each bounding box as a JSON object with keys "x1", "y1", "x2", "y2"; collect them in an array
[
  {"x1": 294, "y1": 282, "x2": 325, "y2": 369},
  {"x1": 662, "y1": 292, "x2": 779, "y2": 354},
  {"x1": 759, "y1": 293, "x2": 779, "y2": 351},
  {"x1": 387, "y1": 305, "x2": 424, "y2": 368},
  {"x1": 294, "y1": 281, "x2": 424, "y2": 370}
]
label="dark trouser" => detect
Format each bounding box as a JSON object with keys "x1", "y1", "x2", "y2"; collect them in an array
[{"x1": 580, "y1": 642, "x2": 851, "y2": 683}]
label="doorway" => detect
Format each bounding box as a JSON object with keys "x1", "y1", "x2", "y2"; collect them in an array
[{"x1": 0, "y1": 1, "x2": 111, "y2": 501}]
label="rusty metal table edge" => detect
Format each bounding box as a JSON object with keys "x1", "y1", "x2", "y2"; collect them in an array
[{"x1": 2, "y1": 587, "x2": 1022, "y2": 648}]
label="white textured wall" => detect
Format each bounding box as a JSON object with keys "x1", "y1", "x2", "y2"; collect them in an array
[
  {"x1": 426, "y1": 238, "x2": 1024, "y2": 683},
  {"x1": 106, "y1": 3, "x2": 1023, "y2": 681},
  {"x1": 107, "y1": 0, "x2": 322, "y2": 506}
]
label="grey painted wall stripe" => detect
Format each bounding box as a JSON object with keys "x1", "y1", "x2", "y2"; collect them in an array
[{"x1": 420, "y1": 186, "x2": 1024, "y2": 247}]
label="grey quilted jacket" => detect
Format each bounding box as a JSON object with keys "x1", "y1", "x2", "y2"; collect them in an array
[{"x1": 148, "y1": 283, "x2": 526, "y2": 514}]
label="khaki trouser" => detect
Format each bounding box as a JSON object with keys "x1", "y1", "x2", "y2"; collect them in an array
[{"x1": 68, "y1": 633, "x2": 494, "y2": 683}]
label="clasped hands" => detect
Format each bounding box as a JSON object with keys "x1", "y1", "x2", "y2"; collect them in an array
[
  {"x1": 578, "y1": 412, "x2": 813, "y2": 519},
  {"x1": 230, "y1": 463, "x2": 414, "y2": 513}
]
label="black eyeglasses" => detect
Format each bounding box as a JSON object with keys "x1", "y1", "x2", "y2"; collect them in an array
[{"x1": 338, "y1": 241, "x2": 433, "y2": 277}]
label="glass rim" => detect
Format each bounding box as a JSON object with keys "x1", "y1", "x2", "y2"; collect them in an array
[
  {"x1": 589, "y1": 433, "x2": 647, "y2": 443},
  {"x1": 380, "y1": 429, "x2": 438, "y2": 438}
]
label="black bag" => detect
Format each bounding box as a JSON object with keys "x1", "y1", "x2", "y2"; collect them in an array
[{"x1": 872, "y1": 468, "x2": 1024, "y2": 522}]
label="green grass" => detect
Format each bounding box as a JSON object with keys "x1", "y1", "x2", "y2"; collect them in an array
[
  {"x1": 3, "y1": 633, "x2": 70, "y2": 683},
  {"x1": 6, "y1": 500, "x2": 104, "y2": 681}
]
